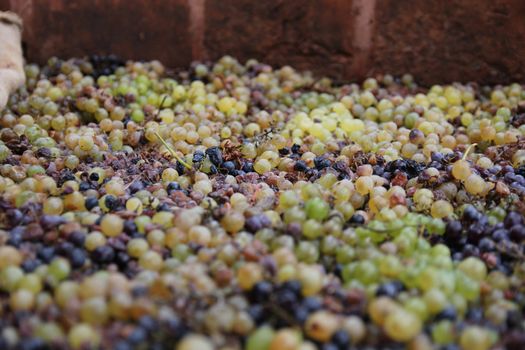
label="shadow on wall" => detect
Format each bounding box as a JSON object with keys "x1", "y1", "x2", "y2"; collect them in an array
[{"x1": 1, "y1": 0, "x2": 525, "y2": 85}]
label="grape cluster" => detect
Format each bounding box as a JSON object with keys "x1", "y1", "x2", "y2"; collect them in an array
[{"x1": 0, "y1": 55, "x2": 524, "y2": 350}]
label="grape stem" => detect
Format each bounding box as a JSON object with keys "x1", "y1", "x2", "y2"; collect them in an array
[
  {"x1": 462, "y1": 143, "x2": 477, "y2": 160},
  {"x1": 154, "y1": 131, "x2": 192, "y2": 169},
  {"x1": 266, "y1": 303, "x2": 298, "y2": 327}
]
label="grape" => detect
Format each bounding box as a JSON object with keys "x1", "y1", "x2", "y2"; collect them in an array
[
  {"x1": 221, "y1": 211, "x2": 246, "y2": 234},
  {"x1": 47, "y1": 258, "x2": 71, "y2": 283},
  {"x1": 304, "y1": 198, "x2": 330, "y2": 221},
  {"x1": 457, "y1": 257, "x2": 487, "y2": 282},
  {"x1": 355, "y1": 176, "x2": 374, "y2": 195},
  {"x1": 369, "y1": 297, "x2": 399, "y2": 326},
  {"x1": 80, "y1": 297, "x2": 108, "y2": 325},
  {"x1": 464, "y1": 174, "x2": 486, "y2": 196},
  {"x1": 137, "y1": 250, "x2": 162, "y2": 271},
  {"x1": 430, "y1": 200, "x2": 453, "y2": 219},
  {"x1": 341, "y1": 118, "x2": 365, "y2": 133},
  {"x1": 65, "y1": 324, "x2": 96, "y2": 350},
  {"x1": 432, "y1": 320, "x2": 455, "y2": 345},
  {"x1": 297, "y1": 265, "x2": 324, "y2": 296},
  {"x1": 18, "y1": 273, "x2": 43, "y2": 294},
  {"x1": 43, "y1": 197, "x2": 64, "y2": 215},
  {"x1": 452, "y1": 160, "x2": 472, "y2": 180},
  {"x1": 459, "y1": 326, "x2": 494, "y2": 350},
  {"x1": 305, "y1": 311, "x2": 340, "y2": 341},
  {"x1": 456, "y1": 273, "x2": 480, "y2": 301},
  {"x1": 246, "y1": 326, "x2": 275, "y2": 350},
  {"x1": 237, "y1": 263, "x2": 263, "y2": 290},
  {"x1": 0, "y1": 266, "x2": 24, "y2": 292},
  {"x1": 423, "y1": 288, "x2": 447, "y2": 314},
  {"x1": 254, "y1": 159, "x2": 272, "y2": 174},
  {"x1": 269, "y1": 329, "x2": 302, "y2": 350},
  {"x1": 0, "y1": 247, "x2": 22, "y2": 269},
  {"x1": 100, "y1": 214, "x2": 124, "y2": 237},
  {"x1": 125, "y1": 197, "x2": 143, "y2": 213},
  {"x1": 384, "y1": 309, "x2": 422, "y2": 342}
]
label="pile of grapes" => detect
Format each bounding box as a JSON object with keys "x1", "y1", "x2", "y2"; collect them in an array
[{"x1": 0, "y1": 55, "x2": 525, "y2": 350}]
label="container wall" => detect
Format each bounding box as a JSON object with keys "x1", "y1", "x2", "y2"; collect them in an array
[{"x1": 2, "y1": 0, "x2": 525, "y2": 85}]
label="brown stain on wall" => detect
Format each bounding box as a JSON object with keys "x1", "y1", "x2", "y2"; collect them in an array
[
  {"x1": 350, "y1": 0, "x2": 376, "y2": 80},
  {"x1": 2, "y1": 0, "x2": 525, "y2": 85},
  {"x1": 189, "y1": 0, "x2": 207, "y2": 61}
]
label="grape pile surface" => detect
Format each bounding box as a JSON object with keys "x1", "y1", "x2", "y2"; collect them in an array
[{"x1": 0, "y1": 55, "x2": 525, "y2": 350}]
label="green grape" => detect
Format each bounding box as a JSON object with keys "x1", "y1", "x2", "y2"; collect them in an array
[
  {"x1": 68, "y1": 323, "x2": 100, "y2": 349},
  {"x1": 246, "y1": 326, "x2": 275, "y2": 350},
  {"x1": 457, "y1": 257, "x2": 487, "y2": 282},
  {"x1": 0, "y1": 145, "x2": 12, "y2": 161},
  {"x1": 304, "y1": 198, "x2": 330, "y2": 221},
  {"x1": 456, "y1": 273, "x2": 480, "y2": 301},
  {"x1": 0, "y1": 266, "x2": 24, "y2": 292},
  {"x1": 354, "y1": 261, "x2": 379, "y2": 285},
  {"x1": 336, "y1": 246, "x2": 356, "y2": 264},
  {"x1": 131, "y1": 109, "x2": 145, "y2": 123},
  {"x1": 295, "y1": 241, "x2": 319, "y2": 263},
  {"x1": 303, "y1": 219, "x2": 323, "y2": 239},
  {"x1": 384, "y1": 309, "x2": 422, "y2": 342},
  {"x1": 48, "y1": 258, "x2": 71, "y2": 283},
  {"x1": 459, "y1": 326, "x2": 494, "y2": 350}
]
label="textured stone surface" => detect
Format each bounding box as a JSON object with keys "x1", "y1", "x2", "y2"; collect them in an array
[
  {"x1": 204, "y1": 0, "x2": 358, "y2": 81},
  {"x1": 2, "y1": 0, "x2": 192, "y2": 68},
  {"x1": 2, "y1": 0, "x2": 525, "y2": 85},
  {"x1": 370, "y1": 0, "x2": 525, "y2": 85}
]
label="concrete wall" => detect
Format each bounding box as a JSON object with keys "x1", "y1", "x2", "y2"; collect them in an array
[{"x1": 1, "y1": 0, "x2": 524, "y2": 85}]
